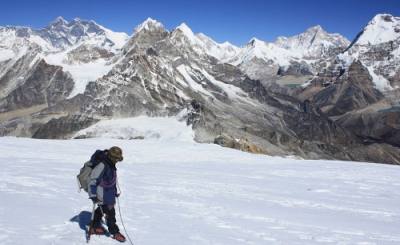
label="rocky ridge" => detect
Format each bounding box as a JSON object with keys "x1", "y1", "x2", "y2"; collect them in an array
[{"x1": 0, "y1": 15, "x2": 399, "y2": 164}]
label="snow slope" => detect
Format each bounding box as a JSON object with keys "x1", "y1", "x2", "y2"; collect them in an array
[
  {"x1": 230, "y1": 38, "x2": 294, "y2": 67},
  {"x1": 44, "y1": 51, "x2": 115, "y2": 98},
  {"x1": 356, "y1": 14, "x2": 400, "y2": 45},
  {"x1": 0, "y1": 49, "x2": 14, "y2": 62},
  {"x1": 170, "y1": 22, "x2": 240, "y2": 61},
  {"x1": 0, "y1": 118, "x2": 400, "y2": 244},
  {"x1": 73, "y1": 116, "x2": 195, "y2": 142},
  {"x1": 0, "y1": 17, "x2": 129, "y2": 98}
]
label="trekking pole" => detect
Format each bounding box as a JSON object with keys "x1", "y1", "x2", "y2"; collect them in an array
[{"x1": 87, "y1": 202, "x2": 97, "y2": 243}]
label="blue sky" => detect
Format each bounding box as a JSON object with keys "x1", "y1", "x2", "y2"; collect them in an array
[{"x1": 1, "y1": 0, "x2": 399, "y2": 45}]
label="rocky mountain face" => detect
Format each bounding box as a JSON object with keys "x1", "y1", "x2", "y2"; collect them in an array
[
  {"x1": 0, "y1": 15, "x2": 399, "y2": 164},
  {"x1": 295, "y1": 14, "x2": 400, "y2": 163},
  {"x1": 311, "y1": 60, "x2": 384, "y2": 117},
  {"x1": 341, "y1": 14, "x2": 400, "y2": 91}
]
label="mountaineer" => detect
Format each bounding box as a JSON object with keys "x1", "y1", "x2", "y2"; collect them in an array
[{"x1": 86, "y1": 146, "x2": 126, "y2": 243}]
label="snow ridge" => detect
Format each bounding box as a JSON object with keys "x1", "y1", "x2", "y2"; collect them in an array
[
  {"x1": 134, "y1": 18, "x2": 165, "y2": 34},
  {"x1": 355, "y1": 13, "x2": 400, "y2": 45},
  {"x1": 336, "y1": 14, "x2": 400, "y2": 92}
]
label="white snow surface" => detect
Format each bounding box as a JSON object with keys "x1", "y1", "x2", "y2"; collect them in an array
[
  {"x1": 366, "y1": 66, "x2": 393, "y2": 91},
  {"x1": 176, "y1": 65, "x2": 213, "y2": 97},
  {"x1": 199, "y1": 68, "x2": 246, "y2": 100},
  {"x1": 244, "y1": 38, "x2": 294, "y2": 66},
  {"x1": 99, "y1": 27, "x2": 129, "y2": 50},
  {"x1": 176, "y1": 23, "x2": 197, "y2": 44},
  {"x1": 0, "y1": 49, "x2": 14, "y2": 62},
  {"x1": 45, "y1": 51, "x2": 114, "y2": 98},
  {"x1": 196, "y1": 33, "x2": 240, "y2": 61},
  {"x1": 356, "y1": 14, "x2": 400, "y2": 45},
  {"x1": 1, "y1": 119, "x2": 400, "y2": 244},
  {"x1": 74, "y1": 116, "x2": 194, "y2": 142}
]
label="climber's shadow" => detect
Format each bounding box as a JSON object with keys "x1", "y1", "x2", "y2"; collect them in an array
[{"x1": 70, "y1": 211, "x2": 92, "y2": 231}]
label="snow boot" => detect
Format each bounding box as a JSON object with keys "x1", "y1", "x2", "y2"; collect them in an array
[
  {"x1": 112, "y1": 232, "x2": 126, "y2": 242},
  {"x1": 89, "y1": 226, "x2": 106, "y2": 235}
]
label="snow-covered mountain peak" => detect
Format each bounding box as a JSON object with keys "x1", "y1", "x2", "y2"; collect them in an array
[
  {"x1": 305, "y1": 25, "x2": 324, "y2": 33},
  {"x1": 354, "y1": 13, "x2": 400, "y2": 45},
  {"x1": 173, "y1": 22, "x2": 199, "y2": 44},
  {"x1": 227, "y1": 26, "x2": 350, "y2": 80},
  {"x1": 276, "y1": 25, "x2": 348, "y2": 47},
  {"x1": 196, "y1": 32, "x2": 213, "y2": 42},
  {"x1": 189, "y1": 32, "x2": 239, "y2": 51},
  {"x1": 221, "y1": 41, "x2": 235, "y2": 47},
  {"x1": 274, "y1": 26, "x2": 326, "y2": 47},
  {"x1": 171, "y1": 24, "x2": 224, "y2": 59},
  {"x1": 274, "y1": 25, "x2": 350, "y2": 58},
  {"x1": 134, "y1": 17, "x2": 165, "y2": 34},
  {"x1": 370, "y1": 13, "x2": 399, "y2": 25},
  {"x1": 337, "y1": 14, "x2": 400, "y2": 92},
  {"x1": 176, "y1": 23, "x2": 194, "y2": 36},
  {"x1": 247, "y1": 37, "x2": 266, "y2": 47},
  {"x1": 51, "y1": 16, "x2": 68, "y2": 25},
  {"x1": 228, "y1": 37, "x2": 294, "y2": 69},
  {"x1": 62, "y1": 17, "x2": 103, "y2": 33},
  {"x1": 191, "y1": 32, "x2": 240, "y2": 60},
  {"x1": 34, "y1": 17, "x2": 129, "y2": 51}
]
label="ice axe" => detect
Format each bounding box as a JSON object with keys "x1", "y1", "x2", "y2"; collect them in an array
[{"x1": 86, "y1": 202, "x2": 97, "y2": 243}]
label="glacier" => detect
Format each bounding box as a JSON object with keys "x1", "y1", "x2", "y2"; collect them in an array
[{"x1": 0, "y1": 117, "x2": 399, "y2": 244}]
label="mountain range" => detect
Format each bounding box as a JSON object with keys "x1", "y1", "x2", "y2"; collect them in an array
[{"x1": 0, "y1": 13, "x2": 399, "y2": 164}]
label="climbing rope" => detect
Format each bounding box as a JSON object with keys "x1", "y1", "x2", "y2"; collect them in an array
[{"x1": 117, "y1": 181, "x2": 135, "y2": 245}]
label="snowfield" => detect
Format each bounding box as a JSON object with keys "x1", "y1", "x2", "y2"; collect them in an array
[{"x1": 0, "y1": 118, "x2": 400, "y2": 244}]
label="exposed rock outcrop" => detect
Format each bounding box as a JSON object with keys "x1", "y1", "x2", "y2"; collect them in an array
[
  {"x1": 0, "y1": 58, "x2": 74, "y2": 113},
  {"x1": 32, "y1": 114, "x2": 99, "y2": 139},
  {"x1": 312, "y1": 61, "x2": 384, "y2": 117},
  {"x1": 214, "y1": 134, "x2": 264, "y2": 154}
]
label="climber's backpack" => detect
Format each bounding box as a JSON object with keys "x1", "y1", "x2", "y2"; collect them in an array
[{"x1": 77, "y1": 150, "x2": 104, "y2": 192}]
